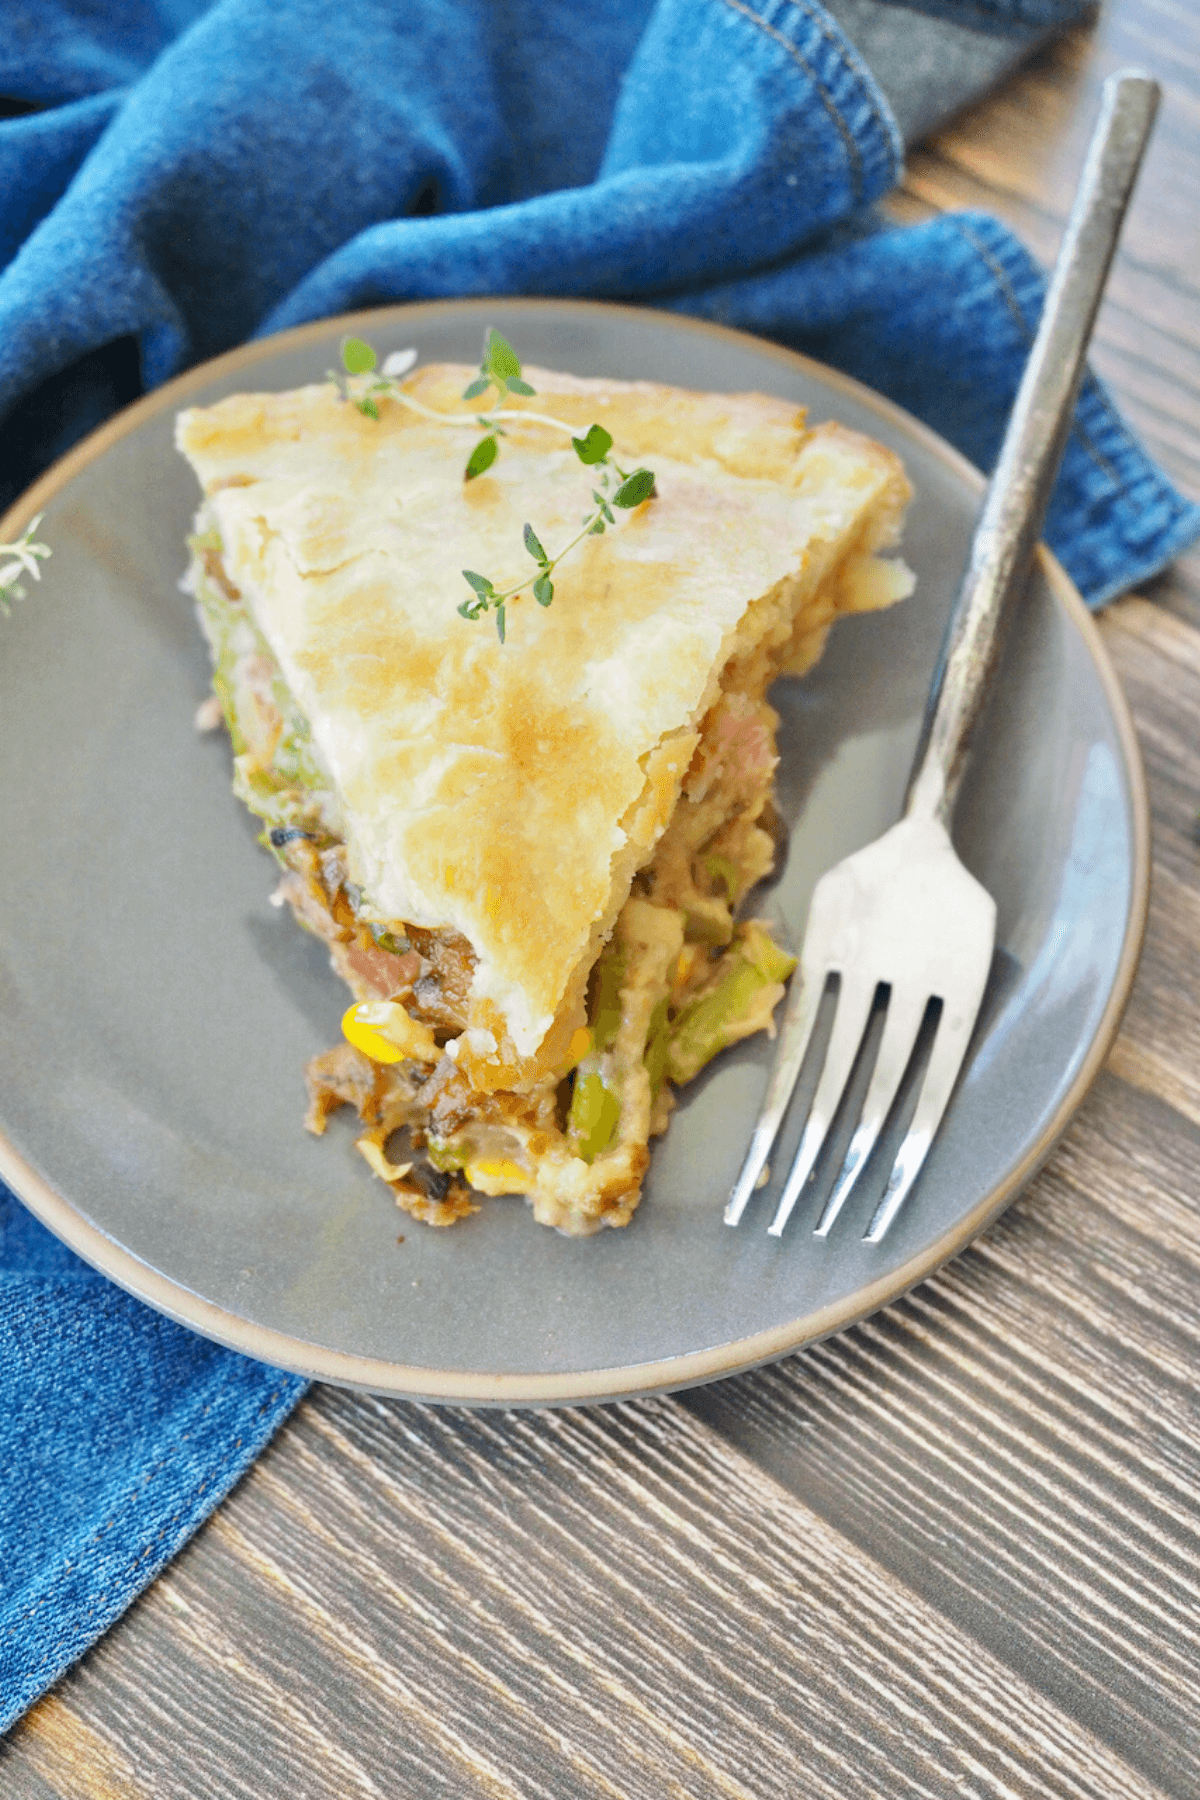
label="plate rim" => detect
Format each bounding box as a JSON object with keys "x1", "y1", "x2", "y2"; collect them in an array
[{"x1": 0, "y1": 297, "x2": 1151, "y2": 1404}]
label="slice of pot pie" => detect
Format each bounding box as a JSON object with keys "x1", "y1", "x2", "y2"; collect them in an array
[{"x1": 176, "y1": 355, "x2": 913, "y2": 1235}]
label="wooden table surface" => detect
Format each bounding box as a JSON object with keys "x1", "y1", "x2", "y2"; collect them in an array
[{"x1": 6, "y1": 3, "x2": 1200, "y2": 1794}]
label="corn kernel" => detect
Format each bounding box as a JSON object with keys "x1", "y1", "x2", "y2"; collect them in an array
[
  {"x1": 466, "y1": 1158, "x2": 529, "y2": 1195},
  {"x1": 342, "y1": 1000, "x2": 438, "y2": 1064},
  {"x1": 342, "y1": 1004, "x2": 404, "y2": 1063},
  {"x1": 568, "y1": 1026, "x2": 592, "y2": 1066}
]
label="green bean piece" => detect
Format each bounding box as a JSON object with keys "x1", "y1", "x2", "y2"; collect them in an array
[
  {"x1": 569, "y1": 1068, "x2": 621, "y2": 1162},
  {"x1": 666, "y1": 924, "x2": 796, "y2": 1084},
  {"x1": 589, "y1": 948, "x2": 626, "y2": 1051}
]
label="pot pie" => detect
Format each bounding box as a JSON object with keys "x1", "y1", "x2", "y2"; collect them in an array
[{"x1": 176, "y1": 360, "x2": 913, "y2": 1235}]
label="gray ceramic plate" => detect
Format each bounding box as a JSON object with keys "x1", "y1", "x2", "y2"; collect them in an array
[{"x1": 0, "y1": 300, "x2": 1148, "y2": 1404}]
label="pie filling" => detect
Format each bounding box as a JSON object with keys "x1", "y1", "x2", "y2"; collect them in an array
[{"x1": 189, "y1": 515, "x2": 905, "y2": 1236}]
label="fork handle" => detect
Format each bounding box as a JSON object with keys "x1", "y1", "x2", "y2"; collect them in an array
[{"x1": 905, "y1": 69, "x2": 1160, "y2": 828}]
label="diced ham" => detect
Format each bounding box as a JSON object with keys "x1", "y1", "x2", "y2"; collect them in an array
[
  {"x1": 704, "y1": 692, "x2": 778, "y2": 807},
  {"x1": 336, "y1": 942, "x2": 421, "y2": 1000}
]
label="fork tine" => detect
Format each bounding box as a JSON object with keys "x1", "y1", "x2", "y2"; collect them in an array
[
  {"x1": 724, "y1": 955, "x2": 825, "y2": 1226},
  {"x1": 767, "y1": 976, "x2": 878, "y2": 1238},
  {"x1": 813, "y1": 990, "x2": 929, "y2": 1239},
  {"x1": 863, "y1": 1004, "x2": 977, "y2": 1243}
]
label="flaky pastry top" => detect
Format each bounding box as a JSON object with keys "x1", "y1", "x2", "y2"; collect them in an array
[{"x1": 177, "y1": 364, "x2": 908, "y2": 1070}]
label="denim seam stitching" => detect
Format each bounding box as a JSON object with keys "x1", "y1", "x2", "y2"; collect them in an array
[
  {"x1": 775, "y1": 0, "x2": 903, "y2": 183},
  {"x1": 718, "y1": 0, "x2": 865, "y2": 205},
  {"x1": 954, "y1": 217, "x2": 1121, "y2": 486}
]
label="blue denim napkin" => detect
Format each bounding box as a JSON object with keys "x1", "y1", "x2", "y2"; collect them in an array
[
  {"x1": 0, "y1": 1191, "x2": 304, "y2": 1731},
  {"x1": 3, "y1": 0, "x2": 1197, "y2": 1735}
]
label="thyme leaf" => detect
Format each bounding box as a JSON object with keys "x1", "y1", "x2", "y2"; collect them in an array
[
  {"x1": 484, "y1": 330, "x2": 521, "y2": 384},
  {"x1": 464, "y1": 435, "x2": 499, "y2": 481},
  {"x1": 614, "y1": 468, "x2": 655, "y2": 508},
  {"x1": 342, "y1": 337, "x2": 377, "y2": 375},
  {"x1": 572, "y1": 424, "x2": 613, "y2": 465}
]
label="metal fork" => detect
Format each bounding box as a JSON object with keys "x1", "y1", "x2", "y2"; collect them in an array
[{"x1": 726, "y1": 69, "x2": 1160, "y2": 1244}]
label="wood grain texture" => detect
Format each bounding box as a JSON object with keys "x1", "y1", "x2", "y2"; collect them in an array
[
  {"x1": 893, "y1": 7, "x2": 1200, "y2": 505},
  {"x1": 4, "y1": 1384, "x2": 1191, "y2": 1800},
  {"x1": 4, "y1": 2, "x2": 1200, "y2": 1794}
]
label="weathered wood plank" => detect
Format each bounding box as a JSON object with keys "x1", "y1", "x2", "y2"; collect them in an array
[
  {"x1": 4, "y1": 1697, "x2": 150, "y2": 1800},
  {"x1": 0, "y1": 1387, "x2": 1178, "y2": 1800}
]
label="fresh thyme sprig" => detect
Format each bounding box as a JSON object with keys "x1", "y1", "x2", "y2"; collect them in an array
[
  {"x1": 328, "y1": 330, "x2": 656, "y2": 643},
  {"x1": 0, "y1": 515, "x2": 51, "y2": 616},
  {"x1": 459, "y1": 452, "x2": 655, "y2": 643}
]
